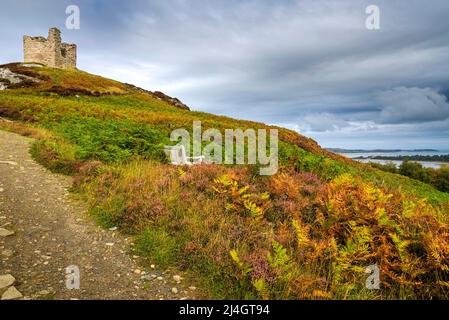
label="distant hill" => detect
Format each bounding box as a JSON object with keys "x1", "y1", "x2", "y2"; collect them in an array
[
  {"x1": 355, "y1": 154, "x2": 449, "y2": 162},
  {"x1": 328, "y1": 148, "x2": 439, "y2": 154}
]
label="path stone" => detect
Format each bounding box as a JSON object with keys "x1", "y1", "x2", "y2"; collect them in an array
[
  {"x1": 1, "y1": 249, "x2": 14, "y2": 257},
  {"x1": 1, "y1": 286, "x2": 23, "y2": 300},
  {"x1": 0, "y1": 274, "x2": 15, "y2": 289},
  {"x1": 37, "y1": 289, "x2": 51, "y2": 296},
  {"x1": 0, "y1": 227, "x2": 14, "y2": 237},
  {"x1": 0, "y1": 160, "x2": 18, "y2": 166}
]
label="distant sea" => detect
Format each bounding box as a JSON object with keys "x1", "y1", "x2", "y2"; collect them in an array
[{"x1": 333, "y1": 149, "x2": 449, "y2": 169}]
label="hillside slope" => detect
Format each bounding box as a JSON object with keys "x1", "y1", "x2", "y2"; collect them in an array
[{"x1": 1, "y1": 63, "x2": 448, "y2": 299}]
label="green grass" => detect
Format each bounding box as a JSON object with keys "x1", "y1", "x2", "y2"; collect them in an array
[
  {"x1": 134, "y1": 228, "x2": 182, "y2": 269},
  {"x1": 50, "y1": 114, "x2": 169, "y2": 163}
]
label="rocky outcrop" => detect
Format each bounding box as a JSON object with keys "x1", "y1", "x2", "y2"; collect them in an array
[
  {"x1": 0, "y1": 63, "x2": 44, "y2": 90},
  {"x1": 125, "y1": 84, "x2": 191, "y2": 111},
  {"x1": 152, "y1": 91, "x2": 191, "y2": 111}
]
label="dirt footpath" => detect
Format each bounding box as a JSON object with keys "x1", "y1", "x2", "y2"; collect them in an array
[{"x1": 0, "y1": 129, "x2": 196, "y2": 300}]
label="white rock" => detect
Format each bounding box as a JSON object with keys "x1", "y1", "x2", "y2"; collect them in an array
[
  {"x1": 134, "y1": 269, "x2": 141, "y2": 274},
  {"x1": 0, "y1": 228, "x2": 14, "y2": 237},
  {"x1": 1, "y1": 286, "x2": 23, "y2": 300},
  {"x1": 171, "y1": 287, "x2": 178, "y2": 294},
  {"x1": 0, "y1": 274, "x2": 15, "y2": 289},
  {"x1": 157, "y1": 276, "x2": 163, "y2": 281},
  {"x1": 189, "y1": 286, "x2": 197, "y2": 291},
  {"x1": 22, "y1": 63, "x2": 43, "y2": 68},
  {"x1": 173, "y1": 275, "x2": 182, "y2": 283},
  {"x1": 37, "y1": 290, "x2": 50, "y2": 296},
  {"x1": 105, "y1": 243, "x2": 114, "y2": 246},
  {"x1": 1, "y1": 249, "x2": 13, "y2": 257},
  {"x1": 0, "y1": 161, "x2": 17, "y2": 166}
]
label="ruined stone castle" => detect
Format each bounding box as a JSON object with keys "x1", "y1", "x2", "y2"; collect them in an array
[{"x1": 23, "y1": 28, "x2": 76, "y2": 69}]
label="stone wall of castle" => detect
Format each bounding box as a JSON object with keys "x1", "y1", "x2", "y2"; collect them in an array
[
  {"x1": 23, "y1": 28, "x2": 77, "y2": 69},
  {"x1": 60, "y1": 43, "x2": 77, "y2": 69}
]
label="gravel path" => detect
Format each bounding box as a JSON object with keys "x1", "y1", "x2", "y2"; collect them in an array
[{"x1": 0, "y1": 129, "x2": 196, "y2": 300}]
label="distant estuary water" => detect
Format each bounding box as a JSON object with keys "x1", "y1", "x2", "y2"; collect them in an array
[{"x1": 337, "y1": 150, "x2": 449, "y2": 169}]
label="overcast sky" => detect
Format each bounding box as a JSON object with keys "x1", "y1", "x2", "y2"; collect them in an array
[{"x1": 1, "y1": 0, "x2": 449, "y2": 149}]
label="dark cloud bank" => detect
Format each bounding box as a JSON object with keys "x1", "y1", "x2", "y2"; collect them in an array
[{"x1": 1, "y1": 0, "x2": 449, "y2": 148}]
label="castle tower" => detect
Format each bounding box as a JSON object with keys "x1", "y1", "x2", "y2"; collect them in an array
[
  {"x1": 23, "y1": 28, "x2": 77, "y2": 69},
  {"x1": 47, "y1": 28, "x2": 62, "y2": 67}
]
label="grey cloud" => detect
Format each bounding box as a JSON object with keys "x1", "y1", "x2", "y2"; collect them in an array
[
  {"x1": 289, "y1": 86, "x2": 449, "y2": 139},
  {"x1": 295, "y1": 113, "x2": 350, "y2": 132},
  {"x1": 376, "y1": 87, "x2": 449, "y2": 124}
]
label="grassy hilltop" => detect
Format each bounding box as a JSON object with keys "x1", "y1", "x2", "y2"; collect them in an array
[{"x1": 1, "y1": 63, "x2": 448, "y2": 299}]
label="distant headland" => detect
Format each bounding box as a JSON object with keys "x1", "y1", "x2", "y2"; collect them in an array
[{"x1": 327, "y1": 148, "x2": 439, "y2": 154}]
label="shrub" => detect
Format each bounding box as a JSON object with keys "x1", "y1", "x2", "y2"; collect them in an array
[
  {"x1": 373, "y1": 161, "x2": 449, "y2": 193},
  {"x1": 30, "y1": 139, "x2": 80, "y2": 174},
  {"x1": 135, "y1": 228, "x2": 181, "y2": 268},
  {"x1": 50, "y1": 115, "x2": 169, "y2": 163}
]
